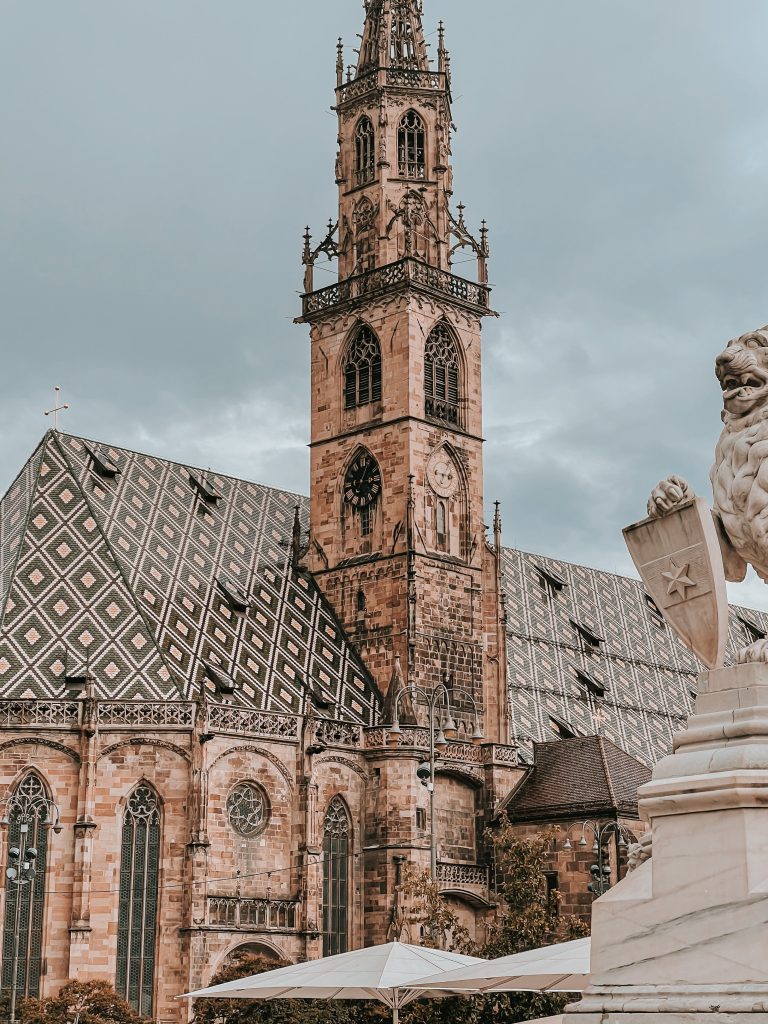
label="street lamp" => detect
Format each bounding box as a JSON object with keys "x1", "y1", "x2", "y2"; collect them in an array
[
  {"x1": 562, "y1": 819, "x2": 633, "y2": 897},
  {"x1": 387, "y1": 681, "x2": 483, "y2": 879},
  {"x1": 0, "y1": 785, "x2": 62, "y2": 1024}
]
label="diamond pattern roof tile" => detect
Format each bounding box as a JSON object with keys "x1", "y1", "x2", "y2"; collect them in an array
[{"x1": 0, "y1": 433, "x2": 379, "y2": 722}]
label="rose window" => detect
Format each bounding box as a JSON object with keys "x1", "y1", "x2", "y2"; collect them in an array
[{"x1": 227, "y1": 782, "x2": 268, "y2": 837}]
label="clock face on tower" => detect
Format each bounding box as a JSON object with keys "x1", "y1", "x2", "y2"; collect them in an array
[{"x1": 344, "y1": 453, "x2": 382, "y2": 508}]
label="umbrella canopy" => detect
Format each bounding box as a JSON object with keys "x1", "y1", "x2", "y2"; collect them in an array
[
  {"x1": 183, "y1": 940, "x2": 486, "y2": 1023},
  {"x1": 413, "y1": 937, "x2": 590, "y2": 994}
]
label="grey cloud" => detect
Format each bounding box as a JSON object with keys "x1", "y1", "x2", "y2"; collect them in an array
[{"x1": 3, "y1": 1, "x2": 768, "y2": 610}]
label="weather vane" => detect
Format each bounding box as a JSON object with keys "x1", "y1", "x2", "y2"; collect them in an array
[{"x1": 44, "y1": 385, "x2": 70, "y2": 431}]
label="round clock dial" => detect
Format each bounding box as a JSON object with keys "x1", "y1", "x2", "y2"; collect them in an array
[
  {"x1": 428, "y1": 455, "x2": 458, "y2": 498},
  {"x1": 344, "y1": 454, "x2": 382, "y2": 508}
]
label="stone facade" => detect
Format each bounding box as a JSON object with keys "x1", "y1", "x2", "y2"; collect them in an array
[{"x1": 2, "y1": 3, "x2": 768, "y2": 1024}]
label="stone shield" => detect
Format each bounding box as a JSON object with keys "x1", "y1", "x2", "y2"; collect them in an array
[{"x1": 623, "y1": 497, "x2": 728, "y2": 669}]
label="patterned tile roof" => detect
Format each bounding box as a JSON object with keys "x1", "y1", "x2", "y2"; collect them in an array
[
  {"x1": 504, "y1": 736, "x2": 651, "y2": 822},
  {"x1": 0, "y1": 432, "x2": 379, "y2": 723},
  {"x1": 3, "y1": 432, "x2": 768, "y2": 762},
  {"x1": 503, "y1": 548, "x2": 768, "y2": 767}
]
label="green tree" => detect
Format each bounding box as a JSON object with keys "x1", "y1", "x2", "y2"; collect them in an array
[
  {"x1": 400, "y1": 821, "x2": 588, "y2": 1024},
  {"x1": 15, "y1": 980, "x2": 141, "y2": 1024},
  {"x1": 190, "y1": 950, "x2": 388, "y2": 1024}
]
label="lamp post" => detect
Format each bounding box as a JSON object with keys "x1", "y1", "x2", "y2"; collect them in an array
[
  {"x1": 0, "y1": 786, "x2": 62, "y2": 1024},
  {"x1": 562, "y1": 819, "x2": 633, "y2": 897},
  {"x1": 387, "y1": 681, "x2": 483, "y2": 879}
]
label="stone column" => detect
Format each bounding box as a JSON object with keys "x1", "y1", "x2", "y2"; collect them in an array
[
  {"x1": 569, "y1": 661, "x2": 768, "y2": 1023},
  {"x1": 68, "y1": 687, "x2": 98, "y2": 972}
]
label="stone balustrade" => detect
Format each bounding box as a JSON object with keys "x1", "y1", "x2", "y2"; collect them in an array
[
  {"x1": 312, "y1": 718, "x2": 362, "y2": 748},
  {"x1": 436, "y1": 862, "x2": 490, "y2": 889},
  {"x1": 207, "y1": 895, "x2": 300, "y2": 931},
  {"x1": 302, "y1": 258, "x2": 491, "y2": 319}
]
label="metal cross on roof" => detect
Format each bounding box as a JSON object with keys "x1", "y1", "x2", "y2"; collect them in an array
[{"x1": 44, "y1": 385, "x2": 70, "y2": 431}]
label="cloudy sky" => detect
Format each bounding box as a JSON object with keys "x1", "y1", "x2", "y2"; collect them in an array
[{"x1": 3, "y1": 0, "x2": 768, "y2": 609}]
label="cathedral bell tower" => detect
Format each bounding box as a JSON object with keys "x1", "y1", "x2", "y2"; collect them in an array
[{"x1": 298, "y1": 0, "x2": 508, "y2": 744}]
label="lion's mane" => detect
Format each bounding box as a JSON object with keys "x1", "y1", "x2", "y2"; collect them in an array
[{"x1": 712, "y1": 405, "x2": 768, "y2": 582}]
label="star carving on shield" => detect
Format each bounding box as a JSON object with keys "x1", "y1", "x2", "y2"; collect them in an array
[{"x1": 662, "y1": 559, "x2": 696, "y2": 599}]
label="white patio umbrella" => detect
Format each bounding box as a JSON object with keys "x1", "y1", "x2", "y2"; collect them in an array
[
  {"x1": 413, "y1": 937, "x2": 590, "y2": 994},
  {"x1": 182, "y1": 940, "x2": 486, "y2": 1024}
]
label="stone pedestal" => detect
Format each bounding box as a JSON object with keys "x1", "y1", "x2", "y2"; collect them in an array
[{"x1": 568, "y1": 662, "x2": 768, "y2": 1023}]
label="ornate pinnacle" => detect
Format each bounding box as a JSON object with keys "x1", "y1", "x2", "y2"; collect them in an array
[
  {"x1": 480, "y1": 219, "x2": 489, "y2": 256},
  {"x1": 336, "y1": 38, "x2": 344, "y2": 87},
  {"x1": 302, "y1": 227, "x2": 312, "y2": 263}
]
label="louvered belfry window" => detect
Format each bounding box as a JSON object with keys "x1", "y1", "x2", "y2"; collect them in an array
[
  {"x1": 424, "y1": 323, "x2": 460, "y2": 426},
  {"x1": 344, "y1": 326, "x2": 382, "y2": 410},
  {"x1": 1, "y1": 773, "x2": 48, "y2": 1000},
  {"x1": 397, "y1": 110, "x2": 426, "y2": 178},
  {"x1": 116, "y1": 785, "x2": 160, "y2": 1018},
  {"x1": 354, "y1": 117, "x2": 375, "y2": 186},
  {"x1": 322, "y1": 796, "x2": 350, "y2": 956}
]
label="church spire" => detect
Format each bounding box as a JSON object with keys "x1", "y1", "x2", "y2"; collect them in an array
[{"x1": 357, "y1": 0, "x2": 429, "y2": 77}]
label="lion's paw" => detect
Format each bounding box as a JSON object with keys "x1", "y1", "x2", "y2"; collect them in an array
[
  {"x1": 737, "y1": 640, "x2": 768, "y2": 664},
  {"x1": 647, "y1": 476, "x2": 695, "y2": 519}
]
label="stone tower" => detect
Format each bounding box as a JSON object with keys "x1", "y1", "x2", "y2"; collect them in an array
[{"x1": 298, "y1": 0, "x2": 508, "y2": 745}]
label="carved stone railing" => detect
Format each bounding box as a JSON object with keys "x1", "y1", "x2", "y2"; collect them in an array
[
  {"x1": 207, "y1": 705, "x2": 300, "y2": 741},
  {"x1": 336, "y1": 70, "x2": 378, "y2": 105},
  {"x1": 365, "y1": 725, "x2": 431, "y2": 749},
  {"x1": 313, "y1": 719, "x2": 361, "y2": 749},
  {"x1": 208, "y1": 896, "x2": 300, "y2": 931},
  {"x1": 436, "y1": 862, "x2": 489, "y2": 889},
  {"x1": 441, "y1": 741, "x2": 484, "y2": 764},
  {"x1": 302, "y1": 258, "x2": 491, "y2": 319},
  {"x1": 386, "y1": 68, "x2": 445, "y2": 91},
  {"x1": 482, "y1": 743, "x2": 520, "y2": 767},
  {"x1": 0, "y1": 700, "x2": 80, "y2": 726},
  {"x1": 97, "y1": 702, "x2": 194, "y2": 727},
  {"x1": 337, "y1": 69, "x2": 446, "y2": 106}
]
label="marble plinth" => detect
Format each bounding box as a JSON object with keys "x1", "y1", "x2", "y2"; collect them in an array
[{"x1": 567, "y1": 662, "x2": 768, "y2": 1022}]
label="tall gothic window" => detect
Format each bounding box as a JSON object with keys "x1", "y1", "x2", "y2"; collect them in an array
[
  {"x1": 344, "y1": 326, "x2": 382, "y2": 409},
  {"x1": 398, "y1": 110, "x2": 426, "y2": 179},
  {"x1": 116, "y1": 785, "x2": 161, "y2": 1018},
  {"x1": 1, "y1": 773, "x2": 49, "y2": 1001},
  {"x1": 436, "y1": 500, "x2": 448, "y2": 551},
  {"x1": 354, "y1": 117, "x2": 375, "y2": 186},
  {"x1": 323, "y1": 796, "x2": 350, "y2": 956},
  {"x1": 424, "y1": 323, "x2": 460, "y2": 426}
]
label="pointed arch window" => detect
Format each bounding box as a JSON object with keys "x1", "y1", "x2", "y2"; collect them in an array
[
  {"x1": 436, "y1": 500, "x2": 448, "y2": 551},
  {"x1": 116, "y1": 784, "x2": 160, "y2": 1018},
  {"x1": 425, "y1": 323, "x2": 460, "y2": 426},
  {"x1": 323, "y1": 796, "x2": 350, "y2": 956},
  {"x1": 354, "y1": 117, "x2": 376, "y2": 186},
  {"x1": 1, "y1": 773, "x2": 49, "y2": 1001},
  {"x1": 344, "y1": 326, "x2": 382, "y2": 410},
  {"x1": 398, "y1": 110, "x2": 426, "y2": 179}
]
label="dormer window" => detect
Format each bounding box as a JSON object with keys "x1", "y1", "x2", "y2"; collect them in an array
[
  {"x1": 535, "y1": 564, "x2": 567, "y2": 594},
  {"x1": 217, "y1": 577, "x2": 250, "y2": 612},
  {"x1": 189, "y1": 471, "x2": 221, "y2": 505},
  {"x1": 571, "y1": 618, "x2": 603, "y2": 650},
  {"x1": 736, "y1": 612, "x2": 766, "y2": 643},
  {"x1": 204, "y1": 662, "x2": 237, "y2": 697},
  {"x1": 354, "y1": 116, "x2": 375, "y2": 186},
  {"x1": 644, "y1": 593, "x2": 665, "y2": 629},
  {"x1": 574, "y1": 666, "x2": 606, "y2": 698},
  {"x1": 549, "y1": 714, "x2": 577, "y2": 740},
  {"x1": 397, "y1": 110, "x2": 425, "y2": 179},
  {"x1": 85, "y1": 445, "x2": 120, "y2": 479}
]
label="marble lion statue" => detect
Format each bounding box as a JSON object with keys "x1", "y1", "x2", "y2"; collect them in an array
[{"x1": 648, "y1": 325, "x2": 768, "y2": 662}]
